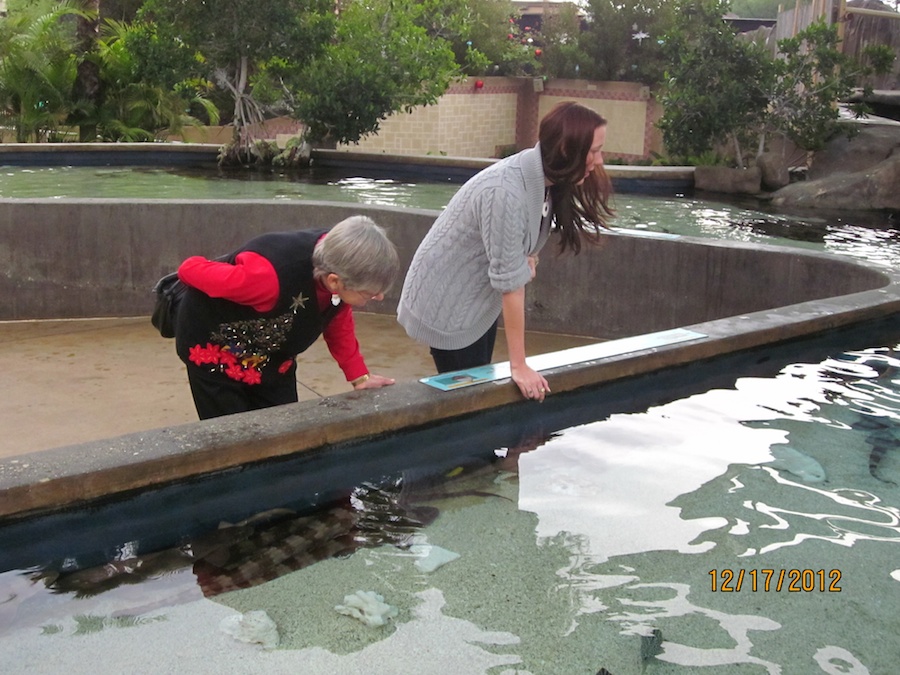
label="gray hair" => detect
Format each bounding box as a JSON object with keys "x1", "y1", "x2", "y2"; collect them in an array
[{"x1": 312, "y1": 215, "x2": 400, "y2": 293}]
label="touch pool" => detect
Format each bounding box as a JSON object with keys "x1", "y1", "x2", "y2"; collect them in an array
[
  {"x1": 2, "y1": 156, "x2": 900, "y2": 673},
  {"x1": 0, "y1": 314, "x2": 899, "y2": 674}
]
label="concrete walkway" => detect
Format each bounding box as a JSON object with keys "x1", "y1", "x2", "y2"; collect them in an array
[{"x1": 0, "y1": 315, "x2": 593, "y2": 460}]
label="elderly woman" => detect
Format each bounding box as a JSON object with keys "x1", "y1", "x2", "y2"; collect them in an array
[
  {"x1": 398, "y1": 101, "x2": 615, "y2": 402},
  {"x1": 175, "y1": 215, "x2": 399, "y2": 419}
]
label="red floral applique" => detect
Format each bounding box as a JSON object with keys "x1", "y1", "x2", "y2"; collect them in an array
[
  {"x1": 192, "y1": 342, "x2": 266, "y2": 384},
  {"x1": 224, "y1": 362, "x2": 245, "y2": 382},
  {"x1": 189, "y1": 309, "x2": 296, "y2": 385},
  {"x1": 188, "y1": 342, "x2": 223, "y2": 366},
  {"x1": 219, "y1": 350, "x2": 238, "y2": 367}
]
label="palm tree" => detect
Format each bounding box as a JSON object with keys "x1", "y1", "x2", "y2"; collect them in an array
[
  {"x1": 73, "y1": 0, "x2": 102, "y2": 141},
  {"x1": 75, "y1": 19, "x2": 219, "y2": 141},
  {"x1": 0, "y1": 3, "x2": 86, "y2": 141}
]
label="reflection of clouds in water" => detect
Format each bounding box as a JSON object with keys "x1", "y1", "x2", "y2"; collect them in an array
[
  {"x1": 814, "y1": 646, "x2": 871, "y2": 675},
  {"x1": 824, "y1": 224, "x2": 900, "y2": 269},
  {"x1": 517, "y1": 386, "x2": 788, "y2": 563},
  {"x1": 623, "y1": 195, "x2": 900, "y2": 266},
  {"x1": 607, "y1": 582, "x2": 782, "y2": 673},
  {"x1": 333, "y1": 178, "x2": 415, "y2": 207},
  {"x1": 516, "y1": 346, "x2": 899, "y2": 671},
  {"x1": 0, "y1": 586, "x2": 526, "y2": 674},
  {"x1": 740, "y1": 467, "x2": 900, "y2": 556},
  {"x1": 728, "y1": 349, "x2": 900, "y2": 554},
  {"x1": 515, "y1": 399, "x2": 784, "y2": 669}
]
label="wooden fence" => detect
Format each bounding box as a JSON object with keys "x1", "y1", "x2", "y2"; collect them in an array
[{"x1": 777, "y1": 0, "x2": 900, "y2": 89}]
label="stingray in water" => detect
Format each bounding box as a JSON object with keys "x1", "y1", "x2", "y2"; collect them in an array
[{"x1": 850, "y1": 414, "x2": 898, "y2": 486}]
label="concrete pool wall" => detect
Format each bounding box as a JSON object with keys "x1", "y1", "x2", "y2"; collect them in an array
[
  {"x1": 0, "y1": 198, "x2": 889, "y2": 335},
  {"x1": 2, "y1": 198, "x2": 900, "y2": 521}
]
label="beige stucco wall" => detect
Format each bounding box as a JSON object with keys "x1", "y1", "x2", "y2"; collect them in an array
[
  {"x1": 339, "y1": 78, "x2": 663, "y2": 160},
  {"x1": 344, "y1": 86, "x2": 520, "y2": 158},
  {"x1": 538, "y1": 96, "x2": 648, "y2": 155}
]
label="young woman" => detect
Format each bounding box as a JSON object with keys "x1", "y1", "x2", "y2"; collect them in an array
[
  {"x1": 398, "y1": 101, "x2": 614, "y2": 402},
  {"x1": 175, "y1": 215, "x2": 399, "y2": 419}
]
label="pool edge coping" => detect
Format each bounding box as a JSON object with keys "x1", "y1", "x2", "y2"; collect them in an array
[{"x1": 2, "y1": 273, "x2": 899, "y2": 523}]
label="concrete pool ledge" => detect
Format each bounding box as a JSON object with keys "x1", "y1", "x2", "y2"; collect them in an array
[
  {"x1": 2, "y1": 272, "x2": 899, "y2": 522},
  {"x1": 0, "y1": 142, "x2": 222, "y2": 168}
]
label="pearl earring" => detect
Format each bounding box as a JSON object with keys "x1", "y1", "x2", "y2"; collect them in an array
[{"x1": 331, "y1": 294, "x2": 341, "y2": 306}]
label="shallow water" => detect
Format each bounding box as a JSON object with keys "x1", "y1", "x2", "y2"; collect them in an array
[
  {"x1": 1, "y1": 339, "x2": 898, "y2": 673},
  {"x1": 0, "y1": 165, "x2": 459, "y2": 211},
  {"x1": 1, "y1": 164, "x2": 900, "y2": 673},
  {"x1": 2, "y1": 164, "x2": 899, "y2": 266}
]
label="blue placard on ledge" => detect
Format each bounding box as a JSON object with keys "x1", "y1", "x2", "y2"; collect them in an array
[{"x1": 419, "y1": 327, "x2": 707, "y2": 391}]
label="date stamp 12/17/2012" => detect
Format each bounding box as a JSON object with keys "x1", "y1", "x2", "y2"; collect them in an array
[{"x1": 709, "y1": 569, "x2": 842, "y2": 593}]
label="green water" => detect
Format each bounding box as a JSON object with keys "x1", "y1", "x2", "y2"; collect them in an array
[
  {"x1": 2, "y1": 164, "x2": 899, "y2": 266},
  {"x1": 0, "y1": 165, "x2": 458, "y2": 211}
]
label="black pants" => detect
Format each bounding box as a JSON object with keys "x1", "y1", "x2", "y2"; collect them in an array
[
  {"x1": 430, "y1": 321, "x2": 498, "y2": 374},
  {"x1": 186, "y1": 362, "x2": 298, "y2": 420}
]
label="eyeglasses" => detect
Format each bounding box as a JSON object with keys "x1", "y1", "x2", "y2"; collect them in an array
[{"x1": 348, "y1": 288, "x2": 384, "y2": 301}]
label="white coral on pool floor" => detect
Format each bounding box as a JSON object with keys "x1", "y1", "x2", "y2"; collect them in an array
[
  {"x1": 219, "y1": 609, "x2": 279, "y2": 649},
  {"x1": 335, "y1": 590, "x2": 398, "y2": 627}
]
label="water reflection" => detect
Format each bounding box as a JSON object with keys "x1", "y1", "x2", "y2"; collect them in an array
[
  {"x1": 509, "y1": 343, "x2": 900, "y2": 671},
  {"x1": 607, "y1": 582, "x2": 782, "y2": 672},
  {"x1": 2, "y1": 342, "x2": 900, "y2": 671}
]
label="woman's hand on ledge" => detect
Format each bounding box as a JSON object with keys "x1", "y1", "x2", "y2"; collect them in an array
[{"x1": 353, "y1": 373, "x2": 396, "y2": 390}]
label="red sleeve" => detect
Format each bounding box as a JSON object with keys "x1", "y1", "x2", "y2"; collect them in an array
[
  {"x1": 177, "y1": 251, "x2": 279, "y2": 312},
  {"x1": 322, "y1": 304, "x2": 368, "y2": 382}
]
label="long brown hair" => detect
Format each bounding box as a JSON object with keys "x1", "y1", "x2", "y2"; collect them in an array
[{"x1": 540, "y1": 101, "x2": 615, "y2": 254}]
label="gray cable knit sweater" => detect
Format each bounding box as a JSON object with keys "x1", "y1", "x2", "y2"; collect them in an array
[{"x1": 398, "y1": 144, "x2": 549, "y2": 351}]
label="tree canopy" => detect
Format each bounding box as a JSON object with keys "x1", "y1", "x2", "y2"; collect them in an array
[
  {"x1": 657, "y1": 0, "x2": 772, "y2": 164},
  {"x1": 657, "y1": 0, "x2": 895, "y2": 165},
  {"x1": 286, "y1": 0, "x2": 457, "y2": 145},
  {"x1": 0, "y1": 3, "x2": 83, "y2": 141},
  {"x1": 577, "y1": 0, "x2": 675, "y2": 85},
  {"x1": 3, "y1": 0, "x2": 894, "y2": 164}
]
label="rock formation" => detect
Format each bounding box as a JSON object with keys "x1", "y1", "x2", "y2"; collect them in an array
[{"x1": 769, "y1": 122, "x2": 900, "y2": 212}]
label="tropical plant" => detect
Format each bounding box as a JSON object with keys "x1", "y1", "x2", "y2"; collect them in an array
[
  {"x1": 0, "y1": 2, "x2": 85, "y2": 141},
  {"x1": 537, "y1": 2, "x2": 590, "y2": 79},
  {"x1": 73, "y1": 19, "x2": 219, "y2": 142},
  {"x1": 71, "y1": 0, "x2": 101, "y2": 140},
  {"x1": 99, "y1": 0, "x2": 144, "y2": 21},
  {"x1": 658, "y1": 4, "x2": 896, "y2": 166},
  {"x1": 495, "y1": 12, "x2": 544, "y2": 76},
  {"x1": 764, "y1": 20, "x2": 896, "y2": 153},
  {"x1": 136, "y1": 0, "x2": 335, "y2": 152},
  {"x1": 729, "y1": 0, "x2": 782, "y2": 18},
  {"x1": 6, "y1": 0, "x2": 59, "y2": 14}
]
